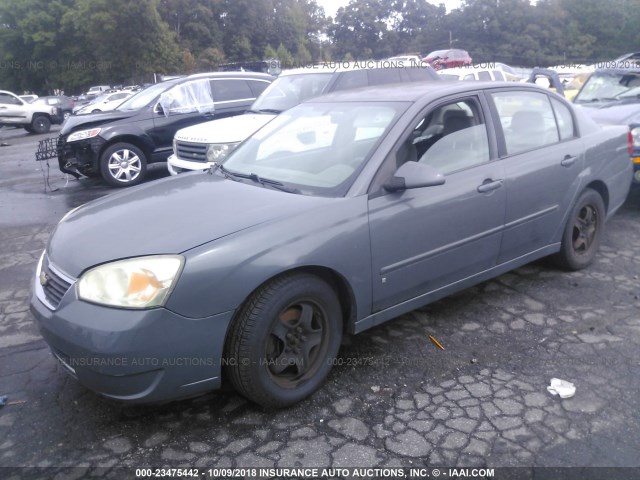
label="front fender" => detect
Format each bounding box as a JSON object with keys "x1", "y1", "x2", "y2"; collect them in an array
[{"x1": 165, "y1": 196, "x2": 372, "y2": 327}]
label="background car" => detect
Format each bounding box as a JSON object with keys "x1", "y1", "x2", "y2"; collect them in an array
[
  {"x1": 73, "y1": 91, "x2": 133, "y2": 114},
  {"x1": 19, "y1": 94, "x2": 38, "y2": 103},
  {"x1": 438, "y1": 67, "x2": 509, "y2": 81},
  {"x1": 0, "y1": 90, "x2": 62, "y2": 133},
  {"x1": 55, "y1": 72, "x2": 274, "y2": 186},
  {"x1": 168, "y1": 61, "x2": 441, "y2": 174},
  {"x1": 573, "y1": 67, "x2": 640, "y2": 182},
  {"x1": 31, "y1": 82, "x2": 632, "y2": 409},
  {"x1": 32, "y1": 96, "x2": 75, "y2": 121},
  {"x1": 422, "y1": 49, "x2": 472, "y2": 70}
]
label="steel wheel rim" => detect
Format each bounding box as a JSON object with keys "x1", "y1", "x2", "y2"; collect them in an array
[
  {"x1": 265, "y1": 300, "x2": 329, "y2": 389},
  {"x1": 107, "y1": 149, "x2": 141, "y2": 183},
  {"x1": 572, "y1": 204, "x2": 598, "y2": 255}
]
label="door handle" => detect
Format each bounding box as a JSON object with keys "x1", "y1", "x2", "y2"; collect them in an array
[
  {"x1": 477, "y1": 179, "x2": 503, "y2": 193},
  {"x1": 561, "y1": 155, "x2": 577, "y2": 167}
]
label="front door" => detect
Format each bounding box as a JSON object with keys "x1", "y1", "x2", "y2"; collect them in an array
[{"x1": 368, "y1": 96, "x2": 506, "y2": 312}]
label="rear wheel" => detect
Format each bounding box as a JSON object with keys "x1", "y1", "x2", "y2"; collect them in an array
[
  {"x1": 30, "y1": 115, "x2": 51, "y2": 134},
  {"x1": 224, "y1": 273, "x2": 343, "y2": 408},
  {"x1": 554, "y1": 188, "x2": 605, "y2": 270},
  {"x1": 99, "y1": 142, "x2": 147, "y2": 187}
]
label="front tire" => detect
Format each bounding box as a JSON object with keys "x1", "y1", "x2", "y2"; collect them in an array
[
  {"x1": 99, "y1": 142, "x2": 147, "y2": 187},
  {"x1": 224, "y1": 273, "x2": 343, "y2": 408},
  {"x1": 554, "y1": 188, "x2": 605, "y2": 270},
  {"x1": 30, "y1": 115, "x2": 51, "y2": 134}
]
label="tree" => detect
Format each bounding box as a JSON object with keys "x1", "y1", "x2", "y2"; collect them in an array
[{"x1": 67, "y1": 0, "x2": 181, "y2": 84}]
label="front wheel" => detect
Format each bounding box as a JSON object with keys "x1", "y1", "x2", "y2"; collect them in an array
[
  {"x1": 30, "y1": 115, "x2": 51, "y2": 134},
  {"x1": 99, "y1": 142, "x2": 147, "y2": 187},
  {"x1": 554, "y1": 188, "x2": 605, "y2": 270},
  {"x1": 224, "y1": 273, "x2": 343, "y2": 408}
]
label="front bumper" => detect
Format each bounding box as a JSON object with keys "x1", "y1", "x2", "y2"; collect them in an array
[
  {"x1": 56, "y1": 135, "x2": 105, "y2": 177},
  {"x1": 167, "y1": 154, "x2": 212, "y2": 176},
  {"x1": 30, "y1": 257, "x2": 235, "y2": 403}
]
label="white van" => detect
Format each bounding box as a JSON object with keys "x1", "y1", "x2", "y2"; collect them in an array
[{"x1": 167, "y1": 62, "x2": 441, "y2": 175}]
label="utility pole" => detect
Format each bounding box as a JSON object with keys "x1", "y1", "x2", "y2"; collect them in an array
[{"x1": 449, "y1": 31, "x2": 453, "y2": 48}]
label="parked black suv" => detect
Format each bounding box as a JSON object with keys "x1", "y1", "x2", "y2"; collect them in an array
[
  {"x1": 573, "y1": 68, "x2": 640, "y2": 183},
  {"x1": 56, "y1": 72, "x2": 274, "y2": 187}
]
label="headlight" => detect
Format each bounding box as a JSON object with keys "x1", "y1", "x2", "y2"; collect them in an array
[
  {"x1": 77, "y1": 255, "x2": 184, "y2": 308},
  {"x1": 206, "y1": 143, "x2": 239, "y2": 163},
  {"x1": 631, "y1": 126, "x2": 640, "y2": 148},
  {"x1": 67, "y1": 128, "x2": 102, "y2": 142}
]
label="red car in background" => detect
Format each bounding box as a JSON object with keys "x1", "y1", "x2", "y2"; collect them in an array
[{"x1": 422, "y1": 49, "x2": 472, "y2": 70}]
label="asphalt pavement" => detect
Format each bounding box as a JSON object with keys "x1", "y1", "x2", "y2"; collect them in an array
[{"x1": 1, "y1": 126, "x2": 639, "y2": 477}]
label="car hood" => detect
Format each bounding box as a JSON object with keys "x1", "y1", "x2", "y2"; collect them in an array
[
  {"x1": 175, "y1": 113, "x2": 276, "y2": 144},
  {"x1": 61, "y1": 109, "x2": 140, "y2": 135},
  {"x1": 577, "y1": 101, "x2": 640, "y2": 125},
  {"x1": 47, "y1": 173, "x2": 334, "y2": 278}
]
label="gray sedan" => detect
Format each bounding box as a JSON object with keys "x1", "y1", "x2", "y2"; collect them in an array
[{"x1": 30, "y1": 82, "x2": 633, "y2": 408}]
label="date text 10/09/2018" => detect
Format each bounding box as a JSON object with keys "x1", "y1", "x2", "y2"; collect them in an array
[{"x1": 135, "y1": 467, "x2": 495, "y2": 478}]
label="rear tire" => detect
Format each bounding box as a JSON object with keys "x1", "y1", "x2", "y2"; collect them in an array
[
  {"x1": 99, "y1": 142, "x2": 147, "y2": 187},
  {"x1": 554, "y1": 188, "x2": 605, "y2": 270},
  {"x1": 224, "y1": 273, "x2": 343, "y2": 408},
  {"x1": 30, "y1": 115, "x2": 51, "y2": 134}
]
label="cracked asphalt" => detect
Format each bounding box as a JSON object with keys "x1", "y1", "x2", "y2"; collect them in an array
[{"x1": 1, "y1": 126, "x2": 640, "y2": 476}]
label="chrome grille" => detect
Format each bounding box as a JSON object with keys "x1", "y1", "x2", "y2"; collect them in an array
[
  {"x1": 41, "y1": 259, "x2": 72, "y2": 309},
  {"x1": 176, "y1": 141, "x2": 208, "y2": 163}
]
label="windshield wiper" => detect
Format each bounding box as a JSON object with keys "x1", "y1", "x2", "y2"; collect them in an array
[
  {"x1": 255, "y1": 108, "x2": 282, "y2": 114},
  {"x1": 210, "y1": 164, "x2": 299, "y2": 193}
]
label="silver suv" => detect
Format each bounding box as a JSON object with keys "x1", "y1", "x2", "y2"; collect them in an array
[{"x1": 0, "y1": 90, "x2": 62, "y2": 134}]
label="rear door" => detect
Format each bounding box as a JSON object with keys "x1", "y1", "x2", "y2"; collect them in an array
[{"x1": 487, "y1": 89, "x2": 583, "y2": 263}]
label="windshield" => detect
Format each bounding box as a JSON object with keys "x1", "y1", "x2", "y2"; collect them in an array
[
  {"x1": 574, "y1": 71, "x2": 640, "y2": 103},
  {"x1": 220, "y1": 101, "x2": 406, "y2": 197},
  {"x1": 117, "y1": 82, "x2": 174, "y2": 111},
  {"x1": 250, "y1": 73, "x2": 332, "y2": 113}
]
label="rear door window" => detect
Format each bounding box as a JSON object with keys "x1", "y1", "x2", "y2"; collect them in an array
[
  {"x1": 491, "y1": 91, "x2": 560, "y2": 154},
  {"x1": 212, "y1": 79, "x2": 254, "y2": 103}
]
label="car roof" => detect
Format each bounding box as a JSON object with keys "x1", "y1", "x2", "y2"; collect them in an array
[
  {"x1": 307, "y1": 81, "x2": 553, "y2": 104},
  {"x1": 186, "y1": 71, "x2": 274, "y2": 81}
]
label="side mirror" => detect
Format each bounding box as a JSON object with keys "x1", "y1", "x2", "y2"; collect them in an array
[{"x1": 384, "y1": 161, "x2": 445, "y2": 192}]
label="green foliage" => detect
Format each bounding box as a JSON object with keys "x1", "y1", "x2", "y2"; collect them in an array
[{"x1": 2, "y1": 0, "x2": 640, "y2": 94}]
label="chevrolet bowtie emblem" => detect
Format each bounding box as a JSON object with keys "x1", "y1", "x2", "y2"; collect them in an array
[{"x1": 39, "y1": 271, "x2": 49, "y2": 287}]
